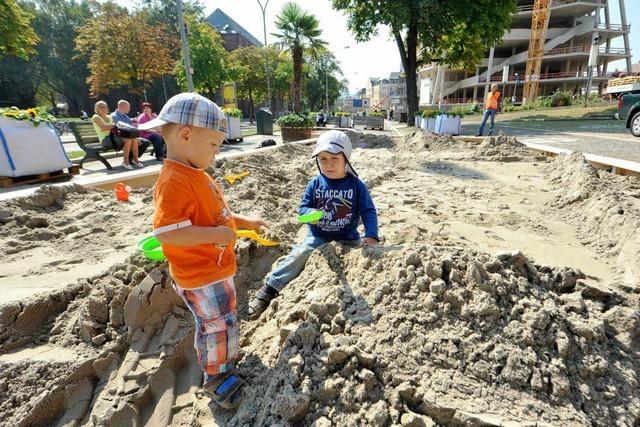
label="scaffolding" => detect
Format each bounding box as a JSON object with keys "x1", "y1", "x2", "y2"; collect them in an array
[{"x1": 522, "y1": 0, "x2": 551, "y2": 104}]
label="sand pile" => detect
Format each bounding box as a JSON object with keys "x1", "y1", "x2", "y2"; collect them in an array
[
  {"x1": 0, "y1": 182, "x2": 155, "y2": 303},
  {"x1": 473, "y1": 133, "x2": 540, "y2": 162},
  {"x1": 405, "y1": 131, "x2": 544, "y2": 163},
  {"x1": 546, "y1": 153, "x2": 640, "y2": 289},
  {"x1": 230, "y1": 244, "x2": 639, "y2": 426},
  {"x1": 3, "y1": 239, "x2": 637, "y2": 425},
  {"x1": 1, "y1": 132, "x2": 639, "y2": 426}
]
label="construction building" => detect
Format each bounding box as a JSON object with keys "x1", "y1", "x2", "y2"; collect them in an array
[
  {"x1": 418, "y1": 0, "x2": 633, "y2": 106},
  {"x1": 364, "y1": 72, "x2": 407, "y2": 115}
]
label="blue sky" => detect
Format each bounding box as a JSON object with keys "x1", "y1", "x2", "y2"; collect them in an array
[{"x1": 601, "y1": 0, "x2": 638, "y2": 69}]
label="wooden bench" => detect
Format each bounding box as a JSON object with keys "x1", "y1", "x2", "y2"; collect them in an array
[
  {"x1": 69, "y1": 122, "x2": 148, "y2": 170},
  {"x1": 352, "y1": 116, "x2": 385, "y2": 130}
]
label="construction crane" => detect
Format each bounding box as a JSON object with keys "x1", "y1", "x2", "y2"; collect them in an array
[{"x1": 522, "y1": 0, "x2": 552, "y2": 104}]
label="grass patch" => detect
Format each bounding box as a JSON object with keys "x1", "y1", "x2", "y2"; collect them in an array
[{"x1": 464, "y1": 103, "x2": 617, "y2": 123}]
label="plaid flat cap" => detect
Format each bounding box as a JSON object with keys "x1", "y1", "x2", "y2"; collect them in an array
[{"x1": 138, "y1": 92, "x2": 228, "y2": 133}]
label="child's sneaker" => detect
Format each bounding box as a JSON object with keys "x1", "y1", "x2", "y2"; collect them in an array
[
  {"x1": 247, "y1": 284, "x2": 279, "y2": 320},
  {"x1": 203, "y1": 371, "x2": 244, "y2": 409}
]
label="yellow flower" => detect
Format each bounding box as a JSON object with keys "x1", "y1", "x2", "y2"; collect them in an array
[{"x1": 26, "y1": 108, "x2": 37, "y2": 118}]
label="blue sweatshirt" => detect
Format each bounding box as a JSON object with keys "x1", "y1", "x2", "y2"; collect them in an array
[{"x1": 299, "y1": 174, "x2": 379, "y2": 242}]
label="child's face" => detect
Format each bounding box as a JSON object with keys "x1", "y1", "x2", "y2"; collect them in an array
[
  {"x1": 164, "y1": 124, "x2": 225, "y2": 169},
  {"x1": 317, "y1": 151, "x2": 347, "y2": 179}
]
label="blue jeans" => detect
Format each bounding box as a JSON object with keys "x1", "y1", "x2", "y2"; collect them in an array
[
  {"x1": 477, "y1": 109, "x2": 497, "y2": 136},
  {"x1": 147, "y1": 133, "x2": 165, "y2": 159},
  {"x1": 266, "y1": 235, "x2": 360, "y2": 292}
]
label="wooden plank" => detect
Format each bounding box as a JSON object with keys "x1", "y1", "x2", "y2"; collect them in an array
[{"x1": 0, "y1": 166, "x2": 80, "y2": 188}]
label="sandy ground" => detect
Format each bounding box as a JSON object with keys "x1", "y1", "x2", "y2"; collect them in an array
[{"x1": 0, "y1": 130, "x2": 639, "y2": 426}]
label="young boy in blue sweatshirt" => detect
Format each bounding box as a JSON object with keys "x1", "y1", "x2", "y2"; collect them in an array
[{"x1": 248, "y1": 130, "x2": 379, "y2": 319}]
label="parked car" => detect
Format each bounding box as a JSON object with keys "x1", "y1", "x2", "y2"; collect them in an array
[
  {"x1": 616, "y1": 92, "x2": 640, "y2": 137},
  {"x1": 608, "y1": 76, "x2": 640, "y2": 137}
]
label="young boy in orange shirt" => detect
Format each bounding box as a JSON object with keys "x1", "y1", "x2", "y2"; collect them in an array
[{"x1": 139, "y1": 93, "x2": 265, "y2": 409}]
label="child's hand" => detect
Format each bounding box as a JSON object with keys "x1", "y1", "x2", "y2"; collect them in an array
[
  {"x1": 243, "y1": 217, "x2": 267, "y2": 231},
  {"x1": 362, "y1": 237, "x2": 378, "y2": 247}
]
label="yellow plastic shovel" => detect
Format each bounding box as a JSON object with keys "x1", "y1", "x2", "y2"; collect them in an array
[
  {"x1": 235, "y1": 229, "x2": 280, "y2": 246},
  {"x1": 225, "y1": 170, "x2": 250, "y2": 185}
]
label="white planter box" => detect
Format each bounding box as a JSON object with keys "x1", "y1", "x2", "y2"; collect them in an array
[
  {"x1": 421, "y1": 117, "x2": 436, "y2": 132},
  {"x1": 226, "y1": 116, "x2": 242, "y2": 140},
  {"x1": 0, "y1": 117, "x2": 72, "y2": 177},
  {"x1": 415, "y1": 116, "x2": 422, "y2": 127},
  {"x1": 434, "y1": 114, "x2": 461, "y2": 136}
]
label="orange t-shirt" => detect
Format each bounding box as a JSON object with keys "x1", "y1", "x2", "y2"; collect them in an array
[{"x1": 153, "y1": 160, "x2": 237, "y2": 288}]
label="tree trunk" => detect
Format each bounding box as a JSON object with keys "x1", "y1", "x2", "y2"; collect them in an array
[
  {"x1": 393, "y1": 11, "x2": 419, "y2": 126},
  {"x1": 292, "y1": 44, "x2": 303, "y2": 114}
]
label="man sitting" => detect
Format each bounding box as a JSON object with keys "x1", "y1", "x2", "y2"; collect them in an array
[{"x1": 111, "y1": 100, "x2": 149, "y2": 160}]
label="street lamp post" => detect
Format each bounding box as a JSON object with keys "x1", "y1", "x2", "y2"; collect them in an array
[
  {"x1": 256, "y1": 0, "x2": 272, "y2": 110},
  {"x1": 176, "y1": 0, "x2": 194, "y2": 92}
]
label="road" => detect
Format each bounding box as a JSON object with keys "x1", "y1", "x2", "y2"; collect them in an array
[{"x1": 461, "y1": 119, "x2": 640, "y2": 163}]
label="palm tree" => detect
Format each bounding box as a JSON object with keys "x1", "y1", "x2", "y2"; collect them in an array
[{"x1": 273, "y1": 2, "x2": 326, "y2": 114}]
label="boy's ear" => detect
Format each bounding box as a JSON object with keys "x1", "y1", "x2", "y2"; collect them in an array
[{"x1": 177, "y1": 125, "x2": 192, "y2": 142}]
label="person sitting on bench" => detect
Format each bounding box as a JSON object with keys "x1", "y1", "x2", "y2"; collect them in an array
[{"x1": 91, "y1": 100, "x2": 145, "y2": 170}]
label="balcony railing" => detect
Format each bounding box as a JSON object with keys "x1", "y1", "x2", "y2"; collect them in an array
[
  {"x1": 517, "y1": 0, "x2": 605, "y2": 13},
  {"x1": 479, "y1": 70, "x2": 613, "y2": 83},
  {"x1": 542, "y1": 45, "x2": 630, "y2": 56},
  {"x1": 596, "y1": 23, "x2": 631, "y2": 31}
]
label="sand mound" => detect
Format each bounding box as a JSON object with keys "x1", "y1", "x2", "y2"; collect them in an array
[
  {"x1": 232, "y1": 244, "x2": 639, "y2": 426},
  {"x1": 405, "y1": 131, "x2": 543, "y2": 163},
  {"x1": 4, "y1": 242, "x2": 637, "y2": 425},
  {"x1": 546, "y1": 153, "x2": 640, "y2": 289},
  {"x1": 2, "y1": 132, "x2": 639, "y2": 426}
]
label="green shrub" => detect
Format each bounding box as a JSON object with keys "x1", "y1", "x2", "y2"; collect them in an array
[
  {"x1": 421, "y1": 110, "x2": 439, "y2": 118},
  {"x1": 276, "y1": 113, "x2": 314, "y2": 128},
  {"x1": 369, "y1": 111, "x2": 384, "y2": 117},
  {"x1": 549, "y1": 90, "x2": 572, "y2": 107},
  {"x1": 335, "y1": 111, "x2": 351, "y2": 117},
  {"x1": 223, "y1": 107, "x2": 243, "y2": 118},
  {"x1": 449, "y1": 104, "x2": 478, "y2": 117}
]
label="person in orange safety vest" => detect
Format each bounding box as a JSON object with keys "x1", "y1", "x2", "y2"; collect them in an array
[{"x1": 476, "y1": 84, "x2": 501, "y2": 136}]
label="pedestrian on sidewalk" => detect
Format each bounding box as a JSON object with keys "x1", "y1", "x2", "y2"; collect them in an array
[{"x1": 476, "y1": 84, "x2": 501, "y2": 136}]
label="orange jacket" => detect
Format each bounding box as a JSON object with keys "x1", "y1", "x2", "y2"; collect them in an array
[{"x1": 485, "y1": 91, "x2": 501, "y2": 110}]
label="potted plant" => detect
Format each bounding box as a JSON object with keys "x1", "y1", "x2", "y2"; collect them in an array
[
  {"x1": 0, "y1": 107, "x2": 73, "y2": 177},
  {"x1": 276, "y1": 113, "x2": 314, "y2": 142},
  {"x1": 421, "y1": 110, "x2": 439, "y2": 132},
  {"x1": 336, "y1": 111, "x2": 352, "y2": 128},
  {"x1": 414, "y1": 111, "x2": 422, "y2": 128},
  {"x1": 434, "y1": 106, "x2": 465, "y2": 136},
  {"x1": 223, "y1": 107, "x2": 243, "y2": 142},
  {"x1": 366, "y1": 111, "x2": 385, "y2": 130}
]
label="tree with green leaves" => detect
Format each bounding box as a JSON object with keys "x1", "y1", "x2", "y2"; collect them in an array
[
  {"x1": 174, "y1": 15, "x2": 231, "y2": 98},
  {"x1": 75, "y1": 1, "x2": 175, "y2": 96},
  {"x1": 230, "y1": 46, "x2": 267, "y2": 120},
  {"x1": 331, "y1": 0, "x2": 516, "y2": 122},
  {"x1": 304, "y1": 53, "x2": 345, "y2": 112},
  {"x1": 273, "y1": 2, "x2": 326, "y2": 114},
  {"x1": 0, "y1": 0, "x2": 39, "y2": 59},
  {"x1": 31, "y1": 0, "x2": 94, "y2": 113}
]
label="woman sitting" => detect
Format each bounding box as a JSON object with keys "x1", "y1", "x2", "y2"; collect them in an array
[
  {"x1": 137, "y1": 102, "x2": 165, "y2": 161},
  {"x1": 91, "y1": 100, "x2": 143, "y2": 170}
]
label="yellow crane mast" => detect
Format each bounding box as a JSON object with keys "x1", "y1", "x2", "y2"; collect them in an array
[{"x1": 522, "y1": 0, "x2": 552, "y2": 104}]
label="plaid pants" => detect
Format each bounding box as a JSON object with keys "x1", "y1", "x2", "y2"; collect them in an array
[{"x1": 173, "y1": 277, "x2": 238, "y2": 377}]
